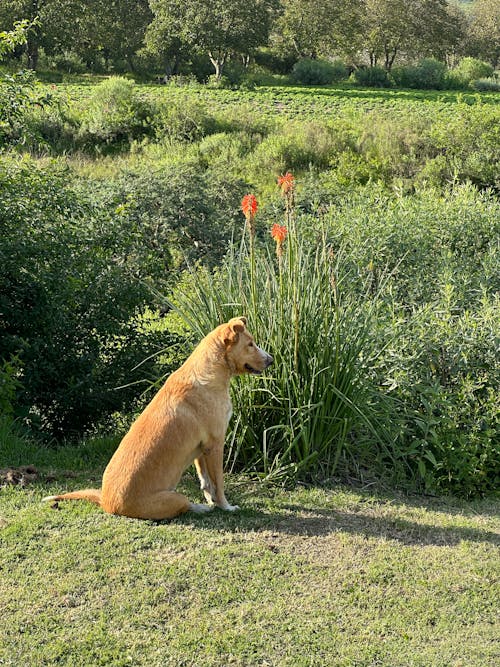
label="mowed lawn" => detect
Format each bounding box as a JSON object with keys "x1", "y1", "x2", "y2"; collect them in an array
[{"x1": 0, "y1": 452, "x2": 498, "y2": 667}]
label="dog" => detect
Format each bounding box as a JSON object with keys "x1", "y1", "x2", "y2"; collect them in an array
[{"x1": 43, "y1": 317, "x2": 272, "y2": 520}]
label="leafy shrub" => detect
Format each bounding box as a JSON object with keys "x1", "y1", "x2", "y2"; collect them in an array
[
  {"x1": 392, "y1": 58, "x2": 447, "y2": 90},
  {"x1": 442, "y1": 70, "x2": 468, "y2": 90},
  {"x1": 252, "y1": 179, "x2": 499, "y2": 496},
  {"x1": 246, "y1": 121, "x2": 337, "y2": 178},
  {"x1": 0, "y1": 157, "x2": 170, "y2": 436},
  {"x1": 351, "y1": 66, "x2": 392, "y2": 88},
  {"x1": 453, "y1": 57, "x2": 494, "y2": 86},
  {"x1": 92, "y1": 164, "x2": 248, "y2": 277},
  {"x1": 196, "y1": 132, "x2": 260, "y2": 174},
  {"x1": 318, "y1": 183, "x2": 499, "y2": 306},
  {"x1": 49, "y1": 50, "x2": 87, "y2": 74},
  {"x1": 384, "y1": 295, "x2": 499, "y2": 497},
  {"x1": 254, "y1": 49, "x2": 296, "y2": 75},
  {"x1": 0, "y1": 356, "x2": 22, "y2": 418},
  {"x1": 79, "y1": 77, "x2": 152, "y2": 148},
  {"x1": 0, "y1": 70, "x2": 56, "y2": 145},
  {"x1": 153, "y1": 94, "x2": 218, "y2": 143},
  {"x1": 292, "y1": 58, "x2": 347, "y2": 85},
  {"x1": 18, "y1": 97, "x2": 80, "y2": 153},
  {"x1": 471, "y1": 77, "x2": 500, "y2": 92}
]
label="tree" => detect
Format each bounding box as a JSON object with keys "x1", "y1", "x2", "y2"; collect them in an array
[
  {"x1": 0, "y1": 0, "x2": 152, "y2": 71},
  {"x1": 273, "y1": 0, "x2": 364, "y2": 61},
  {"x1": 361, "y1": 0, "x2": 465, "y2": 70},
  {"x1": 410, "y1": 0, "x2": 465, "y2": 62},
  {"x1": 146, "y1": 0, "x2": 275, "y2": 79},
  {"x1": 0, "y1": 1, "x2": 48, "y2": 68},
  {"x1": 362, "y1": 0, "x2": 408, "y2": 69},
  {"x1": 468, "y1": 0, "x2": 500, "y2": 67}
]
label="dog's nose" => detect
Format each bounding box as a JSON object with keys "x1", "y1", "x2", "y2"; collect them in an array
[{"x1": 265, "y1": 354, "x2": 273, "y2": 367}]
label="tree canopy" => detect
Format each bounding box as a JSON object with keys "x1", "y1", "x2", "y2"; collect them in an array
[
  {"x1": 146, "y1": 0, "x2": 275, "y2": 79},
  {"x1": 0, "y1": 0, "x2": 497, "y2": 74}
]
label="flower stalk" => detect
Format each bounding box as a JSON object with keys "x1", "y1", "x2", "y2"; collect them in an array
[{"x1": 241, "y1": 194, "x2": 258, "y2": 316}]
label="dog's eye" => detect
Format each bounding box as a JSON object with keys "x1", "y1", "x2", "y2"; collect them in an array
[{"x1": 248, "y1": 342, "x2": 254, "y2": 348}]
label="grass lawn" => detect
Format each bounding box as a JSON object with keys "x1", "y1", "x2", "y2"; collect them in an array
[{"x1": 0, "y1": 438, "x2": 498, "y2": 666}]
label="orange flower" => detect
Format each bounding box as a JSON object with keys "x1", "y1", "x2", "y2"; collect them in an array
[
  {"x1": 241, "y1": 194, "x2": 258, "y2": 218},
  {"x1": 271, "y1": 224, "x2": 288, "y2": 243},
  {"x1": 277, "y1": 172, "x2": 295, "y2": 195}
]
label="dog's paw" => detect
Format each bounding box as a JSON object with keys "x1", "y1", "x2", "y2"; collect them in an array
[
  {"x1": 220, "y1": 504, "x2": 240, "y2": 512},
  {"x1": 189, "y1": 503, "x2": 214, "y2": 514}
]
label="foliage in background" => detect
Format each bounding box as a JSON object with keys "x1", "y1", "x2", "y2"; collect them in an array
[
  {"x1": 0, "y1": 158, "x2": 170, "y2": 436},
  {"x1": 291, "y1": 58, "x2": 348, "y2": 85},
  {"x1": 0, "y1": 73, "x2": 498, "y2": 497},
  {"x1": 351, "y1": 65, "x2": 392, "y2": 88},
  {"x1": 78, "y1": 77, "x2": 153, "y2": 149},
  {"x1": 0, "y1": 20, "x2": 54, "y2": 146},
  {"x1": 170, "y1": 178, "x2": 499, "y2": 496},
  {"x1": 311, "y1": 182, "x2": 499, "y2": 496}
]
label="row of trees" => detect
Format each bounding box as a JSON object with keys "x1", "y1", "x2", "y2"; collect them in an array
[{"x1": 0, "y1": 1, "x2": 499, "y2": 78}]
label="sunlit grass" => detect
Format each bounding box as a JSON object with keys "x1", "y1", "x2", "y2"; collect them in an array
[{"x1": 1, "y1": 442, "x2": 498, "y2": 667}]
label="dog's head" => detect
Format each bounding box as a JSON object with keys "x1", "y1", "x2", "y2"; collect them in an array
[{"x1": 221, "y1": 317, "x2": 273, "y2": 376}]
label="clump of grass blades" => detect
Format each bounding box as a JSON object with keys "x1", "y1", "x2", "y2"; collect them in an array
[{"x1": 170, "y1": 178, "x2": 392, "y2": 482}]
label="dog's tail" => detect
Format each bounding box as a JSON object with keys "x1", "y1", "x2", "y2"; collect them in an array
[{"x1": 42, "y1": 489, "x2": 102, "y2": 506}]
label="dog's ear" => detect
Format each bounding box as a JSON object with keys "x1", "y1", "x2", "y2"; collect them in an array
[
  {"x1": 231, "y1": 316, "x2": 246, "y2": 331},
  {"x1": 223, "y1": 317, "x2": 247, "y2": 346}
]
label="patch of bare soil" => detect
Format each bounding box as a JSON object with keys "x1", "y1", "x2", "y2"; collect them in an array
[{"x1": 0, "y1": 465, "x2": 39, "y2": 487}]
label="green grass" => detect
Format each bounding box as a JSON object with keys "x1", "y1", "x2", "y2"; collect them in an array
[{"x1": 1, "y1": 437, "x2": 498, "y2": 666}]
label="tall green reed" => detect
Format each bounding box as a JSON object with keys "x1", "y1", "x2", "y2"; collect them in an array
[{"x1": 170, "y1": 175, "x2": 392, "y2": 481}]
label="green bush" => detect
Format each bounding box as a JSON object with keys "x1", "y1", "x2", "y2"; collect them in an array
[
  {"x1": 92, "y1": 164, "x2": 248, "y2": 277},
  {"x1": 453, "y1": 57, "x2": 494, "y2": 86},
  {"x1": 153, "y1": 94, "x2": 218, "y2": 143},
  {"x1": 49, "y1": 50, "x2": 87, "y2": 74},
  {"x1": 246, "y1": 121, "x2": 337, "y2": 178},
  {"x1": 0, "y1": 356, "x2": 22, "y2": 418},
  {"x1": 392, "y1": 58, "x2": 447, "y2": 90},
  {"x1": 0, "y1": 70, "x2": 56, "y2": 145},
  {"x1": 471, "y1": 77, "x2": 500, "y2": 92},
  {"x1": 351, "y1": 66, "x2": 392, "y2": 88},
  {"x1": 302, "y1": 182, "x2": 500, "y2": 496},
  {"x1": 79, "y1": 77, "x2": 153, "y2": 148},
  {"x1": 0, "y1": 157, "x2": 170, "y2": 436},
  {"x1": 292, "y1": 58, "x2": 347, "y2": 85},
  {"x1": 383, "y1": 296, "x2": 499, "y2": 497}
]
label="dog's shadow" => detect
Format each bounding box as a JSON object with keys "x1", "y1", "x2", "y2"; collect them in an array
[{"x1": 176, "y1": 500, "x2": 499, "y2": 549}]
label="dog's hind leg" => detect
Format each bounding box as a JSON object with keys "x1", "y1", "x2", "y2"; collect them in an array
[{"x1": 122, "y1": 490, "x2": 212, "y2": 520}]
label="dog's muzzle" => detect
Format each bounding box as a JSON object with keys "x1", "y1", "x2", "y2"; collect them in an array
[{"x1": 245, "y1": 353, "x2": 273, "y2": 375}]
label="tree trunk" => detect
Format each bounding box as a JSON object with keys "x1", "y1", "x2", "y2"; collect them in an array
[
  {"x1": 208, "y1": 52, "x2": 226, "y2": 80},
  {"x1": 26, "y1": 39, "x2": 38, "y2": 70}
]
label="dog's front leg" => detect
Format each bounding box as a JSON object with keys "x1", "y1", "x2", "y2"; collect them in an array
[
  {"x1": 197, "y1": 446, "x2": 239, "y2": 512},
  {"x1": 194, "y1": 454, "x2": 216, "y2": 505}
]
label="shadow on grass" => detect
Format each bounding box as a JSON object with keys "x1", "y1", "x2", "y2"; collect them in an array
[{"x1": 178, "y1": 503, "x2": 500, "y2": 549}]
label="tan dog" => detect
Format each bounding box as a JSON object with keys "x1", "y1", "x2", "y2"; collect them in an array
[{"x1": 43, "y1": 317, "x2": 272, "y2": 520}]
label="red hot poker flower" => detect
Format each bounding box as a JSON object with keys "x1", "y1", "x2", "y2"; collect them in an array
[
  {"x1": 241, "y1": 194, "x2": 258, "y2": 218},
  {"x1": 271, "y1": 224, "x2": 288, "y2": 243},
  {"x1": 277, "y1": 172, "x2": 295, "y2": 195}
]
